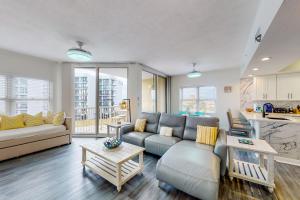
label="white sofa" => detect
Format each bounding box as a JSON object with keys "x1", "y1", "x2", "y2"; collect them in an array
[{"x1": 0, "y1": 117, "x2": 72, "y2": 161}]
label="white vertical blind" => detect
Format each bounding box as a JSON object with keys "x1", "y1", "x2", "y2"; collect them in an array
[{"x1": 0, "y1": 75, "x2": 52, "y2": 115}]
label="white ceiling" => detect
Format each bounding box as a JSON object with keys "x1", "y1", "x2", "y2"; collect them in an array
[
  {"x1": 0, "y1": 0, "x2": 260, "y2": 75},
  {"x1": 243, "y1": 0, "x2": 300, "y2": 77}
]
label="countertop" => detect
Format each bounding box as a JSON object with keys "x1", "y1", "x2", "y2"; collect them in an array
[{"x1": 241, "y1": 111, "x2": 300, "y2": 124}]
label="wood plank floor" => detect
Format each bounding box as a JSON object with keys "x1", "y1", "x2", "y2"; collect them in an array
[{"x1": 0, "y1": 138, "x2": 299, "y2": 200}]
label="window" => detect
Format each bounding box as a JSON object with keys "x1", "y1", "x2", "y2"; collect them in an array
[
  {"x1": 180, "y1": 86, "x2": 216, "y2": 114},
  {"x1": 0, "y1": 75, "x2": 52, "y2": 115},
  {"x1": 180, "y1": 87, "x2": 197, "y2": 113},
  {"x1": 198, "y1": 86, "x2": 216, "y2": 113}
]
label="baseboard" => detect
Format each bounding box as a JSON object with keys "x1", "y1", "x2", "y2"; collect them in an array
[{"x1": 275, "y1": 156, "x2": 300, "y2": 166}]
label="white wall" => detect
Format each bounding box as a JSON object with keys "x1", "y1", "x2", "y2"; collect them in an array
[
  {"x1": 171, "y1": 68, "x2": 240, "y2": 130},
  {"x1": 0, "y1": 48, "x2": 62, "y2": 111}
]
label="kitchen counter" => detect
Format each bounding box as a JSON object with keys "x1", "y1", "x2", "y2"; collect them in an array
[
  {"x1": 240, "y1": 111, "x2": 300, "y2": 166},
  {"x1": 241, "y1": 111, "x2": 300, "y2": 123}
]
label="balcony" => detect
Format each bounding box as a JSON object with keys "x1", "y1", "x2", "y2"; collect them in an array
[{"x1": 74, "y1": 106, "x2": 128, "y2": 135}]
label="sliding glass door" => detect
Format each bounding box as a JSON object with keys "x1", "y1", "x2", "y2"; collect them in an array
[
  {"x1": 142, "y1": 71, "x2": 166, "y2": 113},
  {"x1": 157, "y1": 75, "x2": 166, "y2": 113},
  {"x1": 74, "y1": 67, "x2": 127, "y2": 136},
  {"x1": 142, "y1": 71, "x2": 156, "y2": 112},
  {"x1": 74, "y1": 68, "x2": 97, "y2": 134},
  {"x1": 98, "y1": 68, "x2": 128, "y2": 134}
]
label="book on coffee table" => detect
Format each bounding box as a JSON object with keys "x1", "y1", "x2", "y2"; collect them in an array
[{"x1": 238, "y1": 138, "x2": 254, "y2": 145}]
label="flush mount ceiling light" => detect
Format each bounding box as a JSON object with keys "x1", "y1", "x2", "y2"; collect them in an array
[
  {"x1": 248, "y1": 74, "x2": 254, "y2": 77},
  {"x1": 187, "y1": 63, "x2": 202, "y2": 78},
  {"x1": 261, "y1": 57, "x2": 271, "y2": 62},
  {"x1": 67, "y1": 41, "x2": 92, "y2": 61},
  {"x1": 252, "y1": 67, "x2": 259, "y2": 71}
]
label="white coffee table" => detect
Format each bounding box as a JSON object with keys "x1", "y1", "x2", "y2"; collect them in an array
[
  {"x1": 227, "y1": 135, "x2": 278, "y2": 192},
  {"x1": 81, "y1": 140, "x2": 145, "y2": 192}
]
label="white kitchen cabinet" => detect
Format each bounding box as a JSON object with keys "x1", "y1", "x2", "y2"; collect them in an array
[
  {"x1": 277, "y1": 73, "x2": 300, "y2": 100},
  {"x1": 254, "y1": 76, "x2": 277, "y2": 100}
]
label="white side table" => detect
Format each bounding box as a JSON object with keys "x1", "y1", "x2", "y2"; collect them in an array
[
  {"x1": 105, "y1": 122, "x2": 130, "y2": 139},
  {"x1": 227, "y1": 135, "x2": 278, "y2": 192}
]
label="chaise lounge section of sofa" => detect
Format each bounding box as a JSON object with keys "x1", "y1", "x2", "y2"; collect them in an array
[{"x1": 156, "y1": 116, "x2": 227, "y2": 200}]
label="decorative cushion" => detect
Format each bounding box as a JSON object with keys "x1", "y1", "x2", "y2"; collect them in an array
[
  {"x1": 53, "y1": 112, "x2": 65, "y2": 126},
  {"x1": 24, "y1": 112, "x2": 44, "y2": 127},
  {"x1": 159, "y1": 127, "x2": 173, "y2": 137},
  {"x1": 0, "y1": 114, "x2": 24, "y2": 130},
  {"x1": 44, "y1": 111, "x2": 54, "y2": 124},
  {"x1": 134, "y1": 119, "x2": 147, "y2": 132},
  {"x1": 196, "y1": 125, "x2": 218, "y2": 146}
]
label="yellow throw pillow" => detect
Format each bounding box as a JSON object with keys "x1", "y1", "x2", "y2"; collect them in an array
[
  {"x1": 44, "y1": 111, "x2": 54, "y2": 124},
  {"x1": 134, "y1": 119, "x2": 147, "y2": 132},
  {"x1": 53, "y1": 112, "x2": 65, "y2": 126},
  {"x1": 0, "y1": 114, "x2": 25, "y2": 130},
  {"x1": 24, "y1": 112, "x2": 44, "y2": 127},
  {"x1": 196, "y1": 125, "x2": 218, "y2": 146}
]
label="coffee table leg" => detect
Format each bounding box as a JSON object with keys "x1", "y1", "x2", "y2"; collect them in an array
[
  {"x1": 139, "y1": 152, "x2": 144, "y2": 174},
  {"x1": 116, "y1": 164, "x2": 121, "y2": 192}
]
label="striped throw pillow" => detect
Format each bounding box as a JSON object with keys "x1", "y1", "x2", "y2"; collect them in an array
[
  {"x1": 0, "y1": 114, "x2": 25, "y2": 130},
  {"x1": 24, "y1": 112, "x2": 44, "y2": 127},
  {"x1": 196, "y1": 125, "x2": 218, "y2": 146}
]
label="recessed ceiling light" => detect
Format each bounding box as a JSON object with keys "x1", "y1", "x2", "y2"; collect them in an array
[
  {"x1": 248, "y1": 74, "x2": 253, "y2": 77},
  {"x1": 261, "y1": 57, "x2": 271, "y2": 61},
  {"x1": 252, "y1": 67, "x2": 259, "y2": 71}
]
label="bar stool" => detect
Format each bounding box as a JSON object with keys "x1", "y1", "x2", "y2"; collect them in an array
[
  {"x1": 228, "y1": 109, "x2": 250, "y2": 126},
  {"x1": 227, "y1": 111, "x2": 252, "y2": 137}
]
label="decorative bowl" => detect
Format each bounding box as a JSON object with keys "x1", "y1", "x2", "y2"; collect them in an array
[
  {"x1": 103, "y1": 137, "x2": 122, "y2": 149},
  {"x1": 246, "y1": 108, "x2": 253, "y2": 112}
]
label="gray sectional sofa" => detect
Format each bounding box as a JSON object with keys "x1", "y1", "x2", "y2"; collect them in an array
[{"x1": 120, "y1": 112, "x2": 227, "y2": 200}]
